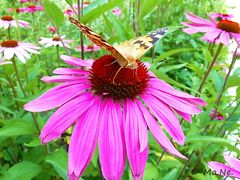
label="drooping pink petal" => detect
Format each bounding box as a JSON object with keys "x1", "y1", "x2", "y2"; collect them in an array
[
  {"x1": 219, "y1": 31, "x2": 230, "y2": 45},
  {"x1": 123, "y1": 99, "x2": 148, "y2": 179},
  {"x1": 145, "y1": 88, "x2": 202, "y2": 115},
  {"x1": 224, "y1": 155, "x2": 240, "y2": 172},
  {"x1": 24, "y1": 82, "x2": 90, "y2": 112},
  {"x1": 208, "y1": 161, "x2": 240, "y2": 178},
  {"x1": 98, "y1": 99, "x2": 126, "y2": 179},
  {"x1": 174, "y1": 109, "x2": 192, "y2": 123},
  {"x1": 68, "y1": 99, "x2": 102, "y2": 179},
  {"x1": 185, "y1": 12, "x2": 215, "y2": 27},
  {"x1": 40, "y1": 92, "x2": 96, "y2": 143},
  {"x1": 140, "y1": 93, "x2": 185, "y2": 145},
  {"x1": 60, "y1": 55, "x2": 93, "y2": 67},
  {"x1": 135, "y1": 100, "x2": 187, "y2": 159},
  {"x1": 148, "y1": 78, "x2": 206, "y2": 106}
]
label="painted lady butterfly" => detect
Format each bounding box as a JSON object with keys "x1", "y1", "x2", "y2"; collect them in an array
[{"x1": 69, "y1": 17, "x2": 168, "y2": 70}]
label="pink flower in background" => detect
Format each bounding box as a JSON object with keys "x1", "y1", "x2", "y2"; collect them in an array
[
  {"x1": 208, "y1": 155, "x2": 240, "y2": 178},
  {"x1": 209, "y1": 109, "x2": 224, "y2": 120},
  {"x1": 210, "y1": 13, "x2": 234, "y2": 21},
  {"x1": 20, "y1": 4, "x2": 43, "y2": 13},
  {"x1": 24, "y1": 54, "x2": 206, "y2": 179},
  {"x1": 39, "y1": 35, "x2": 72, "y2": 48},
  {"x1": 182, "y1": 12, "x2": 240, "y2": 45},
  {"x1": 0, "y1": 40, "x2": 40, "y2": 63},
  {"x1": 76, "y1": 44, "x2": 100, "y2": 52},
  {"x1": 112, "y1": 7, "x2": 122, "y2": 16},
  {"x1": 64, "y1": 9, "x2": 74, "y2": 16},
  {"x1": 48, "y1": 26, "x2": 57, "y2": 33},
  {"x1": 0, "y1": 15, "x2": 29, "y2": 29}
]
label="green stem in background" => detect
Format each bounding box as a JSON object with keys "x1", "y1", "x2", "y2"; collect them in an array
[
  {"x1": 24, "y1": 64, "x2": 29, "y2": 84},
  {"x1": 12, "y1": 58, "x2": 26, "y2": 97},
  {"x1": 197, "y1": 43, "x2": 224, "y2": 94},
  {"x1": 135, "y1": 0, "x2": 141, "y2": 36},
  {"x1": 202, "y1": 46, "x2": 238, "y2": 133},
  {"x1": 56, "y1": 45, "x2": 60, "y2": 66},
  {"x1": 7, "y1": 27, "x2": 11, "y2": 40},
  {"x1": 77, "y1": 0, "x2": 84, "y2": 60},
  {"x1": 11, "y1": 57, "x2": 41, "y2": 135},
  {"x1": 0, "y1": 84, "x2": 7, "y2": 119},
  {"x1": 3, "y1": 69, "x2": 20, "y2": 110}
]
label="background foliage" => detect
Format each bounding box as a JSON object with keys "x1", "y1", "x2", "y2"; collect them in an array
[{"x1": 0, "y1": 0, "x2": 239, "y2": 179}]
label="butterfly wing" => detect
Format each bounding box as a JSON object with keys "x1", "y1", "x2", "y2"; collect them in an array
[
  {"x1": 114, "y1": 27, "x2": 168, "y2": 60},
  {"x1": 69, "y1": 17, "x2": 128, "y2": 67}
]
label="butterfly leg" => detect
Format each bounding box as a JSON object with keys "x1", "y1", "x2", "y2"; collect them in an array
[{"x1": 112, "y1": 66, "x2": 123, "y2": 84}]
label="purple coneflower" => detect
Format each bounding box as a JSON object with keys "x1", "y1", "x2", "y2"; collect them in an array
[
  {"x1": 208, "y1": 155, "x2": 240, "y2": 178},
  {"x1": 39, "y1": 35, "x2": 72, "y2": 48},
  {"x1": 209, "y1": 108, "x2": 224, "y2": 120},
  {"x1": 76, "y1": 44, "x2": 100, "y2": 52},
  {"x1": 210, "y1": 13, "x2": 233, "y2": 21},
  {"x1": 24, "y1": 53, "x2": 206, "y2": 179},
  {"x1": 182, "y1": 12, "x2": 240, "y2": 45},
  {"x1": 112, "y1": 8, "x2": 122, "y2": 16},
  {"x1": 0, "y1": 40, "x2": 40, "y2": 63},
  {"x1": 0, "y1": 15, "x2": 29, "y2": 29},
  {"x1": 19, "y1": 4, "x2": 43, "y2": 13}
]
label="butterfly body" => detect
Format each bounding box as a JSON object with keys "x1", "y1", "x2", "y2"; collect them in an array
[{"x1": 69, "y1": 17, "x2": 168, "y2": 83}]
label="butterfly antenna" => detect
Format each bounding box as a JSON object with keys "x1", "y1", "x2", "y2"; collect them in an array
[{"x1": 112, "y1": 67, "x2": 122, "y2": 85}]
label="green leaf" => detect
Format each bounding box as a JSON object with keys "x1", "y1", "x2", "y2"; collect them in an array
[
  {"x1": 225, "y1": 74, "x2": 240, "y2": 88},
  {"x1": 143, "y1": 163, "x2": 159, "y2": 179},
  {"x1": 45, "y1": 149, "x2": 68, "y2": 180},
  {"x1": 139, "y1": 0, "x2": 160, "y2": 19},
  {"x1": 154, "y1": 48, "x2": 194, "y2": 62},
  {"x1": 65, "y1": 0, "x2": 73, "y2": 6},
  {"x1": 6, "y1": 161, "x2": 41, "y2": 180},
  {"x1": 43, "y1": 0, "x2": 64, "y2": 29},
  {"x1": 81, "y1": 0, "x2": 123, "y2": 23},
  {"x1": 160, "y1": 63, "x2": 187, "y2": 73},
  {"x1": 24, "y1": 136, "x2": 42, "y2": 147},
  {"x1": 186, "y1": 136, "x2": 240, "y2": 154},
  {"x1": 0, "y1": 105, "x2": 15, "y2": 114},
  {"x1": 0, "y1": 119, "x2": 36, "y2": 136},
  {"x1": 163, "y1": 168, "x2": 178, "y2": 180}
]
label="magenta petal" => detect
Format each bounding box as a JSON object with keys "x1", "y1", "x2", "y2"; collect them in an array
[
  {"x1": 135, "y1": 100, "x2": 187, "y2": 159},
  {"x1": 185, "y1": 12, "x2": 214, "y2": 26},
  {"x1": 219, "y1": 31, "x2": 230, "y2": 45},
  {"x1": 68, "y1": 99, "x2": 102, "y2": 178},
  {"x1": 174, "y1": 109, "x2": 192, "y2": 123},
  {"x1": 53, "y1": 68, "x2": 89, "y2": 75},
  {"x1": 141, "y1": 93, "x2": 185, "y2": 145},
  {"x1": 40, "y1": 93, "x2": 96, "y2": 143},
  {"x1": 224, "y1": 155, "x2": 240, "y2": 172},
  {"x1": 24, "y1": 82, "x2": 89, "y2": 112},
  {"x1": 41, "y1": 75, "x2": 89, "y2": 83},
  {"x1": 123, "y1": 99, "x2": 148, "y2": 179},
  {"x1": 208, "y1": 161, "x2": 240, "y2": 178},
  {"x1": 98, "y1": 99, "x2": 126, "y2": 179},
  {"x1": 61, "y1": 55, "x2": 93, "y2": 67}
]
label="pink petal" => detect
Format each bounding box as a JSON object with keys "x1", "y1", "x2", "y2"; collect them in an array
[
  {"x1": 24, "y1": 82, "x2": 89, "y2": 112},
  {"x1": 61, "y1": 55, "x2": 93, "y2": 67},
  {"x1": 185, "y1": 12, "x2": 214, "y2": 26},
  {"x1": 219, "y1": 31, "x2": 230, "y2": 45},
  {"x1": 224, "y1": 155, "x2": 240, "y2": 172},
  {"x1": 123, "y1": 99, "x2": 148, "y2": 179},
  {"x1": 208, "y1": 162, "x2": 240, "y2": 178},
  {"x1": 41, "y1": 75, "x2": 89, "y2": 83},
  {"x1": 98, "y1": 99, "x2": 126, "y2": 179},
  {"x1": 135, "y1": 100, "x2": 187, "y2": 159},
  {"x1": 140, "y1": 93, "x2": 185, "y2": 145},
  {"x1": 68, "y1": 99, "x2": 102, "y2": 179},
  {"x1": 40, "y1": 92, "x2": 96, "y2": 143},
  {"x1": 175, "y1": 109, "x2": 192, "y2": 123},
  {"x1": 145, "y1": 88, "x2": 202, "y2": 114},
  {"x1": 53, "y1": 68, "x2": 89, "y2": 75}
]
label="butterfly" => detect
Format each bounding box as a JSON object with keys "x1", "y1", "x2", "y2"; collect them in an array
[{"x1": 69, "y1": 17, "x2": 168, "y2": 83}]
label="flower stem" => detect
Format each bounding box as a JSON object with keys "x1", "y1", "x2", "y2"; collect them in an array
[
  {"x1": 3, "y1": 69, "x2": 20, "y2": 110},
  {"x1": 7, "y1": 27, "x2": 11, "y2": 40},
  {"x1": 197, "y1": 43, "x2": 223, "y2": 94},
  {"x1": 24, "y1": 64, "x2": 29, "y2": 84},
  {"x1": 12, "y1": 58, "x2": 26, "y2": 97},
  {"x1": 56, "y1": 45, "x2": 60, "y2": 66}
]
